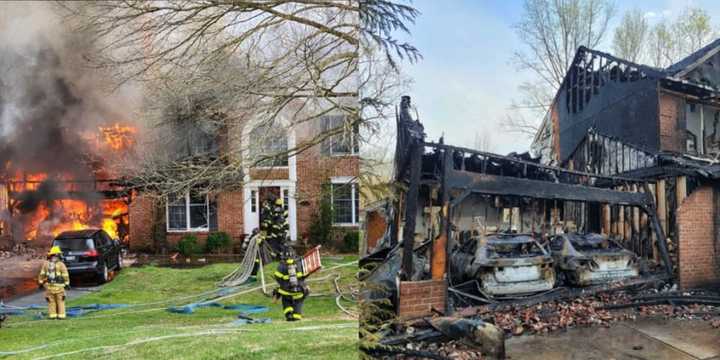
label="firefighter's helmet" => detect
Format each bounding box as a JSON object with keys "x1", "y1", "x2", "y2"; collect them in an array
[
  {"x1": 275, "y1": 198, "x2": 284, "y2": 206},
  {"x1": 47, "y1": 246, "x2": 62, "y2": 257}
]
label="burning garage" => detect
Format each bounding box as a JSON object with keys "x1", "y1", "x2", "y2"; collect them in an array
[{"x1": 0, "y1": 14, "x2": 137, "y2": 251}]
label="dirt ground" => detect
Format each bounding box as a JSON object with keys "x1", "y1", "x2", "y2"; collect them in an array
[{"x1": 506, "y1": 317, "x2": 720, "y2": 360}]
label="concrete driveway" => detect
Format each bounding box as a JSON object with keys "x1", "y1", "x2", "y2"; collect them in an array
[{"x1": 507, "y1": 318, "x2": 720, "y2": 360}]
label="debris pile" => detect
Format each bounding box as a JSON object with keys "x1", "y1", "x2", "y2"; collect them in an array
[
  {"x1": 397, "y1": 341, "x2": 484, "y2": 360},
  {"x1": 471, "y1": 289, "x2": 720, "y2": 336},
  {"x1": 486, "y1": 297, "x2": 625, "y2": 335},
  {"x1": 0, "y1": 244, "x2": 42, "y2": 259}
]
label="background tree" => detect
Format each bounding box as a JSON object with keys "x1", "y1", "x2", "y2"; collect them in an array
[
  {"x1": 503, "y1": 0, "x2": 616, "y2": 137},
  {"x1": 674, "y1": 7, "x2": 716, "y2": 56},
  {"x1": 612, "y1": 8, "x2": 648, "y2": 63},
  {"x1": 646, "y1": 20, "x2": 676, "y2": 68}
]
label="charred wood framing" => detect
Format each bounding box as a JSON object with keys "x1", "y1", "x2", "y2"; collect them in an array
[
  {"x1": 396, "y1": 96, "x2": 426, "y2": 279},
  {"x1": 401, "y1": 142, "x2": 422, "y2": 279},
  {"x1": 446, "y1": 172, "x2": 649, "y2": 206},
  {"x1": 401, "y1": 137, "x2": 674, "y2": 277}
]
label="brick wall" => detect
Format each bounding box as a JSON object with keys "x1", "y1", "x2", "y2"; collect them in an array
[
  {"x1": 397, "y1": 279, "x2": 447, "y2": 319},
  {"x1": 296, "y1": 145, "x2": 360, "y2": 243},
  {"x1": 677, "y1": 185, "x2": 720, "y2": 288},
  {"x1": 658, "y1": 92, "x2": 684, "y2": 152},
  {"x1": 217, "y1": 191, "x2": 244, "y2": 244},
  {"x1": 128, "y1": 195, "x2": 156, "y2": 251},
  {"x1": 128, "y1": 191, "x2": 245, "y2": 252},
  {"x1": 249, "y1": 168, "x2": 289, "y2": 180}
]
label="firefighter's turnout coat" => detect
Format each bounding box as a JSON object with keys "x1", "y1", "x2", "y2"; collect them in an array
[
  {"x1": 273, "y1": 256, "x2": 309, "y2": 321},
  {"x1": 38, "y1": 260, "x2": 70, "y2": 319}
]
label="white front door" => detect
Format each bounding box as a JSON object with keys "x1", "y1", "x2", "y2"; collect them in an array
[{"x1": 243, "y1": 183, "x2": 297, "y2": 241}]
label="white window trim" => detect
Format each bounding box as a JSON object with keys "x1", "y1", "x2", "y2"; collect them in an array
[
  {"x1": 252, "y1": 165, "x2": 290, "y2": 170},
  {"x1": 166, "y1": 192, "x2": 211, "y2": 233},
  {"x1": 330, "y1": 177, "x2": 359, "y2": 226}
]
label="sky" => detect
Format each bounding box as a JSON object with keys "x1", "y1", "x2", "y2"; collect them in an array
[{"x1": 400, "y1": 0, "x2": 720, "y2": 155}]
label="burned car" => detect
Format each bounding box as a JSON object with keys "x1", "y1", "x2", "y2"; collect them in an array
[
  {"x1": 550, "y1": 233, "x2": 638, "y2": 286},
  {"x1": 451, "y1": 233, "x2": 556, "y2": 296}
]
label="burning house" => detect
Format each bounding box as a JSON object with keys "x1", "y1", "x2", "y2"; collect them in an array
[{"x1": 0, "y1": 4, "x2": 360, "y2": 253}]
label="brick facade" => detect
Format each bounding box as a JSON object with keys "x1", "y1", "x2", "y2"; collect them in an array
[
  {"x1": 128, "y1": 195, "x2": 156, "y2": 251},
  {"x1": 129, "y1": 191, "x2": 246, "y2": 252},
  {"x1": 658, "y1": 92, "x2": 685, "y2": 152},
  {"x1": 677, "y1": 185, "x2": 720, "y2": 288},
  {"x1": 397, "y1": 279, "x2": 447, "y2": 319},
  {"x1": 217, "y1": 191, "x2": 244, "y2": 242},
  {"x1": 296, "y1": 146, "x2": 360, "y2": 242},
  {"x1": 127, "y1": 147, "x2": 359, "y2": 251}
]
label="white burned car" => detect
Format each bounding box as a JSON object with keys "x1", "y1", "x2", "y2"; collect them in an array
[
  {"x1": 550, "y1": 233, "x2": 638, "y2": 286},
  {"x1": 452, "y1": 233, "x2": 556, "y2": 296}
]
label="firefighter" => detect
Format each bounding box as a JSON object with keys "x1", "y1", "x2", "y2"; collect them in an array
[
  {"x1": 272, "y1": 249, "x2": 309, "y2": 321},
  {"x1": 37, "y1": 246, "x2": 70, "y2": 320},
  {"x1": 259, "y1": 196, "x2": 289, "y2": 260}
]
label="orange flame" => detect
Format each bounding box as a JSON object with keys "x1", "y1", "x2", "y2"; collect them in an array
[
  {"x1": 10, "y1": 122, "x2": 135, "y2": 243},
  {"x1": 98, "y1": 124, "x2": 137, "y2": 151}
]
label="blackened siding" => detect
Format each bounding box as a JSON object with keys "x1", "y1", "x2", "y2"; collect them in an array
[{"x1": 557, "y1": 78, "x2": 659, "y2": 163}]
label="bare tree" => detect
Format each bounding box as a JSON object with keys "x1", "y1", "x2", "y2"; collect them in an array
[
  {"x1": 674, "y1": 7, "x2": 716, "y2": 56},
  {"x1": 62, "y1": 0, "x2": 419, "y2": 196},
  {"x1": 473, "y1": 131, "x2": 493, "y2": 152},
  {"x1": 504, "y1": 0, "x2": 616, "y2": 138},
  {"x1": 612, "y1": 8, "x2": 648, "y2": 63},
  {"x1": 644, "y1": 7, "x2": 716, "y2": 69},
  {"x1": 646, "y1": 20, "x2": 676, "y2": 68}
]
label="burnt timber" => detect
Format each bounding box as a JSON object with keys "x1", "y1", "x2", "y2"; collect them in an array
[{"x1": 387, "y1": 96, "x2": 677, "y2": 318}]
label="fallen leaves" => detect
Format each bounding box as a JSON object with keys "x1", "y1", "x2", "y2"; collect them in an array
[{"x1": 476, "y1": 289, "x2": 720, "y2": 337}]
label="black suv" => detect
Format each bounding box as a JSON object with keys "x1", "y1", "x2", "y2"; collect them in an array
[{"x1": 52, "y1": 229, "x2": 123, "y2": 283}]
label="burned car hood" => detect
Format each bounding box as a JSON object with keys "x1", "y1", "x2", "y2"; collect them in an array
[
  {"x1": 474, "y1": 233, "x2": 553, "y2": 267},
  {"x1": 553, "y1": 233, "x2": 636, "y2": 259}
]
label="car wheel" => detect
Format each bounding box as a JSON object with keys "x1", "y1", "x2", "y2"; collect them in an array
[
  {"x1": 116, "y1": 253, "x2": 123, "y2": 270},
  {"x1": 98, "y1": 263, "x2": 109, "y2": 284}
]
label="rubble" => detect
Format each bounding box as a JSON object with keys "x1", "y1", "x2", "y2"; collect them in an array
[
  {"x1": 0, "y1": 243, "x2": 42, "y2": 260},
  {"x1": 469, "y1": 288, "x2": 720, "y2": 336},
  {"x1": 397, "y1": 340, "x2": 484, "y2": 360}
]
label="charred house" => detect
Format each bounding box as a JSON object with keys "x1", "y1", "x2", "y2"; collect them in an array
[{"x1": 364, "y1": 39, "x2": 720, "y2": 319}]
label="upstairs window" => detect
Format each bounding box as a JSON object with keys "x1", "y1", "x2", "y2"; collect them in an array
[
  {"x1": 249, "y1": 123, "x2": 289, "y2": 167},
  {"x1": 167, "y1": 191, "x2": 217, "y2": 232},
  {"x1": 321, "y1": 115, "x2": 359, "y2": 156}
]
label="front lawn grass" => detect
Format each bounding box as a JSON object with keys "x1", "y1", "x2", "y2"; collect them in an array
[{"x1": 1, "y1": 255, "x2": 358, "y2": 360}]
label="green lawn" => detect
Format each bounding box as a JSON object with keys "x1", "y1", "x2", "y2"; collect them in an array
[{"x1": 1, "y1": 255, "x2": 359, "y2": 360}]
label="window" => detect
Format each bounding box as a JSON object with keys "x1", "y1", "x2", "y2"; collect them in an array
[
  {"x1": 251, "y1": 190, "x2": 258, "y2": 213},
  {"x1": 329, "y1": 179, "x2": 359, "y2": 225},
  {"x1": 167, "y1": 191, "x2": 218, "y2": 232},
  {"x1": 282, "y1": 189, "x2": 289, "y2": 211},
  {"x1": 249, "y1": 123, "x2": 288, "y2": 167},
  {"x1": 321, "y1": 115, "x2": 359, "y2": 156}
]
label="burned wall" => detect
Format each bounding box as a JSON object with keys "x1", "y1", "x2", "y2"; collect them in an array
[
  {"x1": 557, "y1": 77, "x2": 659, "y2": 163},
  {"x1": 658, "y1": 92, "x2": 686, "y2": 153},
  {"x1": 554, "y1": 48, "x2": 664, "y2": 163}
]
